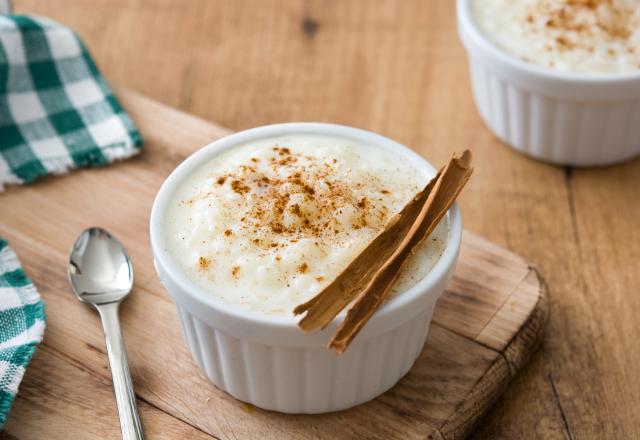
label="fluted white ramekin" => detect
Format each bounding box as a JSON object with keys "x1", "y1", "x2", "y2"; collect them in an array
[
  {"x1": 457, "y1": 0, "x2": 640, "y2": 166},
  {"x1": 150, "y1": 123, "x2": 462, "y2": 413}
]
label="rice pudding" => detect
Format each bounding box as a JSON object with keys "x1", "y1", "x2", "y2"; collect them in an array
[
  {"x1": 164, "y1": 135, "x2": 447, "y2": 315},
  {"x1": 473, "y1": 0, "x2": 640, "y2": 74}
]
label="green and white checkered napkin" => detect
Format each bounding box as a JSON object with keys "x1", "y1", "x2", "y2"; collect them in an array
[
  {"x1": 0, "y1": 239, "x2": 45, "y2": 426},
  {"x1": 0, "y1": 14, "x2": 142, "y2": 190}
]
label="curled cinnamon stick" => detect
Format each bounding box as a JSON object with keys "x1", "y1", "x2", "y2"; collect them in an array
[{"x1": 294, "y1": 150, "x2": 473, "y2": 353}]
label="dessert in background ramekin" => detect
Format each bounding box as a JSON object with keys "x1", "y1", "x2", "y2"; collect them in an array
[
  {"x1": 150, "y1": 123, "x2": 462, "y2": 414},
  {"x1": 458, "y1": 0, "x2": 640, "y2": 166}
]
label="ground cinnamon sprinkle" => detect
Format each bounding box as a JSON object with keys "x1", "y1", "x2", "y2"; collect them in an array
[
  {"x1": 209, "y1": 146, "x2": 390, "y2": 249},
  {"x1": 271, "y1": 222, "x2": 285, "y2": 234},
  {"x1": 297, "y1": 263, "x2": 309, "y2": 274},
  {"x1": 289, "y1": 204, "x2": 303, "y2": 217},
  {"x1": 532, "y1": 0, "x2": 634, "y2": 50},
  {"x1": 555, "y1": 35, "x2": 575, "y2": 49},
  {"x1": 231, "y1": 266, "x2": 240, "y2": 277},
  {"x1": 302, "y1": 184, "x2": 315, "y2": 195},
  {"x1": 231, "y1": 179, "x2": 250, "y2": 195},
  {"x1": 197, "y1": 256, "x2": 210, "y2": 271},
  {"x1": 224, "y1": 229, "x2": 232, "y2": 237}
]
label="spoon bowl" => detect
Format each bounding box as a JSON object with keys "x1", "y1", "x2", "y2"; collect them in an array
[{"x1": 68, "y1": 227, "x2": 134, "y2": 305}]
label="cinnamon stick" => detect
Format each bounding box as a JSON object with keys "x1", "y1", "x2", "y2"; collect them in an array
[
  {"x1": 330, "y1": 150, "x2": 473, "y2": 352},
  {"x1": 294, "y1": 150, "x2": 473, "y2": 353}
]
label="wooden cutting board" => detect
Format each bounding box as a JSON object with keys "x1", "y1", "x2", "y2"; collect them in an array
[{"x1": 0, "y1": 89, "x2": 547, "y2": 440}]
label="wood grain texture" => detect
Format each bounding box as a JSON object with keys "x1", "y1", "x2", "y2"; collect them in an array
[
  {"x1": 0, "y1": 89, "x2": 544, "y2": 439},
  {"x1": 9, "y1": 0, "x2": 640, "y2": 437},
  {"x1": 3, "y1": 347, "x2": 214, "y2": 440}
]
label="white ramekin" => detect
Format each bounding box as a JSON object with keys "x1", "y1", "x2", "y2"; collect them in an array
[
  {"x1": 457, "y1": 0, "x2": 640, "y2": 166},
  {"x1": 150, "y1": 123, "x2": 462, "y2": 414}
]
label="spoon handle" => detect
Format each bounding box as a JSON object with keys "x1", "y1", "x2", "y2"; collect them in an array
[{"x1": 96, "y1": 302, "x2": 144, "y2": 440}]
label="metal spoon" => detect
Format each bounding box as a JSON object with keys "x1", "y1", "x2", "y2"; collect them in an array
[{"x1": 68, "y1": 227, "x2": 144, "y2": 440}]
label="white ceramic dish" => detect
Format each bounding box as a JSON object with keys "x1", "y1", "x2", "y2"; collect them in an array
[
  {"x1": 457, "y1": 0, "x2": 640, "y2": 166},
  {"x1": 150, "y1": 123, "x2": 462, "y2": 414}
]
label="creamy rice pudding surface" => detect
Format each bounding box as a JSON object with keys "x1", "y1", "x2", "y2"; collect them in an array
[
  {"x1": 165, "y1": 135, "x2": 447, "y2": 315},
  {"x1": 473, "y1": 0, "x2": 640, "y2": 74}
]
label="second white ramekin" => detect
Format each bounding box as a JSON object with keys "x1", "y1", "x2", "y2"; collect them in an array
[
  {"x1": 150, "y1": 123, "x2": 462, "y2": 413},
  {"x1": 457, "y1": 0, "x2": 640, "y2": 166}
]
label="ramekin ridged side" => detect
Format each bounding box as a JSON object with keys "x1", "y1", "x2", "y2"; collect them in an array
[
  {"x1": 150, "y1": 123, "x2": 463, "y2": 414},
  {"x1": 457, "y1": 0, "x2": 640, "y2": 166},
  {"x1": 175, "y1": 303, "x2": 435, "y2": 413}
]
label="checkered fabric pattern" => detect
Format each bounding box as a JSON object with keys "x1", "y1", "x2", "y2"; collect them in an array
[
  {"x1": 0, "y1": 14, "x2": 142, "y2": 190},
  {"x1": 0, "y1": 239, "x2": 45, "y2": 427}
]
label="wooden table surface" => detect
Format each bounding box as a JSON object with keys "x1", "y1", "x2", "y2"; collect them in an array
[{"x1": 10, "y1": 0, "x2": 640, "y2": 438}]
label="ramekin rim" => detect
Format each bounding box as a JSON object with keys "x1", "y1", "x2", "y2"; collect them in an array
[
  {"x1": 457, "y1": 0, "x2": 640, "y2": 84},
  {"x1": 150, "y1": 122, "x2": 462, "y2": 331}
]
